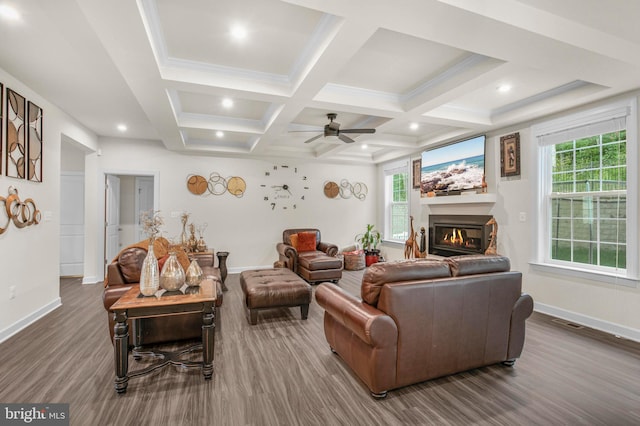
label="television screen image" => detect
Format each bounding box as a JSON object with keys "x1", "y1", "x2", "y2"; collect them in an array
[{"x1": 420, "y1": 135, "x2": 485, "y2": 194}]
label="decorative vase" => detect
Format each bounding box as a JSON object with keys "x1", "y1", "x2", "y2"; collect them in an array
[
  {"x1": 216, "y1": 251, "x2": 229, "y2": 291},
  {"x1": 365, "y1": 249, "x2": 379, "y2": 267},
  {"x1": 160, "y1": 251, "x2": 185, "y2": 291},
  {"x1": 185, "y1": 259, "x2": 203, "y2": 287},
  {"x1": 181, "y1": 222, "x2": 188, "y2": 249},
  {"x1": 196, "y1": 237, "x2": 207, "y2": 252},
  {"x1": 139, "y1": 242, "x2": 160, "y2": 296}
]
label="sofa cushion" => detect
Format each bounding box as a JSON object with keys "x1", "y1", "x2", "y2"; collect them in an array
[
  {"x1": 445, "y1": 254, "x2": 510, "y2": 277},
  {"x1": 297, "y1": 232, "x2": 317, "y2": 252},
  {"x1": 361, "y1": 259, "x2": 451, "y2": 305},
  {"x1": 117, "y1": 247, "x2": 147, "y2": 283}
]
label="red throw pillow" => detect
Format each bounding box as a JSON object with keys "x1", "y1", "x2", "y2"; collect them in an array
[
  {"x1": 297, "y1": 232, "x2": 317, "y2": 252},
  {"x1": 158, "y1": 254, "x2": 170, "y2": 272},
  {"x1": 289, "y1": 233, "x2": 299, "y2": 250}
]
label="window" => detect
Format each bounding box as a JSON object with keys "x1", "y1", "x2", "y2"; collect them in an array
[
  {"x1": 383, "y1": 160, "x2": 409, "y2": 242},
  {"x1": 533, "y1": 100, "x2": 637, "y2": 283}
]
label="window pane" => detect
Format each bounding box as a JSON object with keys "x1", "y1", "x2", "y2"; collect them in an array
[
  {"x1": 391, "y1": 204, "x2": 408, "y2": 240},
  {"x1": 551, "y1": 239, "x2": 571, "y2": 261},
  {"x1": 575, "y1": 170, "x2": 600, "y2": 192},
  {"x1": 552, "y1": 172, "x2": 574, "y2": 193},
  {"x1": 551, "y1": 218, "x2": 571, "y2": 239},
  {"x1": 600, "y1": 219, "x2": 625, "y2": 244},
  {"x1": 551, "y1": 198, "x2": 572, "y2": 217},
  {"x1": 602, "y1": 142, "x2": 625, "y2": 167},
  {"x1": 576, "y1": 136, "x2": 598, "y2": 148},
  {"x1": 600, "y1": 243, "x2": 626, "y2": 268},
  {"x1": 576, "y1": 146, "x2": 600, "y2": 169},
  {"x1": 573, "y1": 241, "x2": 596, "y2": 265},
  {"x1": 573, "y1": 218, "x2": 595, "y2": 241},
  {"x1": 553, "y1": 151, "x2": 574, "y2": 173}
]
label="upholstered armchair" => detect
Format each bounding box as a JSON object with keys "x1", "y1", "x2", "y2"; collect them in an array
[{"x1": 276, "y1": 228, "x2": 343, "y2": 284}]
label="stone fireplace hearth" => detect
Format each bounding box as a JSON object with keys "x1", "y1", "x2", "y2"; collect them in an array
[{"x1": 428, "y1": 215, "x2": 493, "y2": 257}]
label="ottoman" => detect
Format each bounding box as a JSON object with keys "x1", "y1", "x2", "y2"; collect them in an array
[{"x1": 240, "y1": 268, "x2": 313, "y2": 325}]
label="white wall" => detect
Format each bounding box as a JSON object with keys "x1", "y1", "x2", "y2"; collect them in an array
[
  {"x1": 398, "y1": 92, "x2": 640, "y2": 342},
  {"x1": 83, "y1": 137, "x2": 377, "y2": 280},
  {"x1": 0, "y1": 67, "x2": 97, "y2": 342}
]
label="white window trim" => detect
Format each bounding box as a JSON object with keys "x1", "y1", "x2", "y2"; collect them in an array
[
  {"x1": 382, "y1": 158, "x2": 410, "y2": 243},
  {"x1": 531, "y1": 98, "x2": 638, "y2": 287}
]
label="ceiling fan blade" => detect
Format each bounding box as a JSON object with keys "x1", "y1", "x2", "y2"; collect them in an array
[
  {"x1": 304, "y1": 134, "x2": 323, "y2": 144},
  {"x1": 338, "y1": 134, "x2": 355, "y2": 143},
  {"x1": 339, "y1": 128, "x2": 376, "y2": 134}
]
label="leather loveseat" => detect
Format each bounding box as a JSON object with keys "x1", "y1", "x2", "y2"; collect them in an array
[
  {"x1": 102, "y1": 237, "x2": 223, "y2": 348},
  {"x1": 276, "y1": 228, "x2": 343, "y2": 284},
  {"x1": 315, "y1": 255, "x2": 533, "y2": 398}
]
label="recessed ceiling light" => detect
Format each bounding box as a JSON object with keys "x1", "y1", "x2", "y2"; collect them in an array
[
  {"x1": 216, "y1": 131, "x2": 224, "y2": 138},
  {"x1": 409, "y1": 122, "x2": 419, "y2": 131},
  {"x1": 117, "y1": 124, "x2": 127, "y2": 132},
  {"x1": 361, "y1": 144, "x2": 368, "y2": 149},
  {"x1": 230, "y1": 25, "x2": 248, "y2": 41},
  {"x1": 497, "y1": 84, "x2": 512, "y2": 93},
  {"x1": 221, "y1": 98, "x2": 233, "y2": 108},
  {"x1": 0, "y1": 5, "x2": 20, "y2": 21}
]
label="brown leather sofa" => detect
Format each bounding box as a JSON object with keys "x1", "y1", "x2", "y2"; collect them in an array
[
  {"x1": 315, "y1": 255, "x2": 534, "y2": 398},
  {"x1": 102, "y1": 238, "x2": 223, "y2": 348},
  {"x1": 276, "y1": 228, "x2": 343, "y2": 284}
]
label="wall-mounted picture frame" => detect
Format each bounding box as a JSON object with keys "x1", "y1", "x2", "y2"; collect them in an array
[
  {"x1": 27, "y1": 101, "x2": 43, "y2": 182},
  {"x1": 0, "y1": 82, "x2": 3, "y2": 175},
  {"x1": 412, "y1": 158, "x2": 421, "y2": 189},
  {"x1": 6, "y1": 88, "x2": 26, "y2": 180},
  {"x1": 500, "y1": 132, "x2": 520, "y2": 177}
]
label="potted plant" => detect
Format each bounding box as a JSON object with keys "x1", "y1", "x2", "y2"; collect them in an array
[{"x1": 356, "y1": 224, "x2": 382, "y2": 266}]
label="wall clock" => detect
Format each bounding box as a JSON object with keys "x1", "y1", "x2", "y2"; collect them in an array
[{"x1": 260, "y1": 165, "x2": 309, "y2": 210}]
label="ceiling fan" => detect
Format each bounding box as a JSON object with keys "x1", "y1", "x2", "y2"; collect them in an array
[{"x1": 293, "y1": 113, "x2": 376, "y2": 144}]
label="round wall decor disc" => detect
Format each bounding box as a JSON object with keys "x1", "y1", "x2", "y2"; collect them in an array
[
  {"x1": 227, "y1": 176, "x2": 247, "y2": 197},
  {"x1": 187, "y1": 175, "x2": 208, "y2": 195},
  {"x1": 324, "y1": 181, "x2": 339, "y2": 198}
]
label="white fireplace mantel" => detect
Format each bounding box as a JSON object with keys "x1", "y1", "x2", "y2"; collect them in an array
[{"x1": 420, "y1": 193, "x2": 496, "y2": 205}]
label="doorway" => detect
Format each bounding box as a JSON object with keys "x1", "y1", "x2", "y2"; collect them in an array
[{"x1": 104, "y1": 173, "x2": 155, "y2": 273}]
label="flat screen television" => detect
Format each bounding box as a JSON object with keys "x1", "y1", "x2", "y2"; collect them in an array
[{"x1": 420, "y1": 135, "x2": 485, "y2": 194}]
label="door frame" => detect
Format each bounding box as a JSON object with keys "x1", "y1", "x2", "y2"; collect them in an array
[{"x1": 98, "y1": 169, "x2": 159, "y2": 280}]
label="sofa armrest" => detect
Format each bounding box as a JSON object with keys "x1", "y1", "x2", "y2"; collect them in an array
[
  {"x1": 507, "y1": 293, "x2": 534, "y2": 359},
  {"x1": 276, "y1": 242, "x2": 297, "y2": 271},
  {"x1": 318, "y1": 242, "x2": 338, "y2": 257},
  {"x1": 103, "y1": 285, "x2": 134, "y2": 311},
  {"x1": 106, "y1": 262, "x2": 126, "y2": 286},
  {"x1": 315, "y1": 283, "x2": 397, "y2": 346}
]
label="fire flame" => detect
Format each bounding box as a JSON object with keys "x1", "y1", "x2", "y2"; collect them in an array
[{"x1": 444, "y1": 228, "x2": 464, "y2": 245}]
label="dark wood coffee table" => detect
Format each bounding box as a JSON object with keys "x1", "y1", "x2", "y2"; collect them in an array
[{"x1": 109, "y1": 279, "x2": 217, "y2": 394}]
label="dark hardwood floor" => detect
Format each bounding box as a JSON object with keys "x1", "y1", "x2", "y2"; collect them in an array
[{"x1": 1, "y1": 271, "x2": 639, "y2": 425}]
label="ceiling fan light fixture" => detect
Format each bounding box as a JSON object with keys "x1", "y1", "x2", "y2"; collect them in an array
[{"x1": 221, "y1": 98, "x2": 233, "y2": 108}]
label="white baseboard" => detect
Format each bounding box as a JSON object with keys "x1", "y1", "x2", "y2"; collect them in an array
[
  {"x1": 0, "y1": 298, "x2": 62, "y2": 344},
  {"x1": 82, "y1": 276, "x2": 101, "y2": 285},
  {"x1": 534, "y1": 302, "x2": 640, "y2": 343}
]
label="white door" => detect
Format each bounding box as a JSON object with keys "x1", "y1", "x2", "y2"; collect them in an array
[
  {"x1": 135, "y1": 176, "x2": 154, "y2": 242},
  {"x1": 105, "y1": 174, "x2": 121, "y2": 268},
  {"x1": 60, "y1": 172, "x2": 84, "y2": 276}
]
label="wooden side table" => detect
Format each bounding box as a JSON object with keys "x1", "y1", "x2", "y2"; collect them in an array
[{"x1": 109, "y1": 279, "x2": 217, "y2": 394}]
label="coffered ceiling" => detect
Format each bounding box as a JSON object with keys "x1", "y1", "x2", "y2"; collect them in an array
[{"x1": 1, "y1": 0, "x2": 639, "y2": 164}]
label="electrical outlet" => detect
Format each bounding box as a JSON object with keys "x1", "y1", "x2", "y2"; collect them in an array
[
  {"x1": 519, "y1": 212, "x2": 527, "y2": 222},
  {"x1": 9, "y1": 286, "x2": 16, "y2": 300}
]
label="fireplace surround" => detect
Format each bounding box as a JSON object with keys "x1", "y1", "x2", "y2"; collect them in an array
[{"x1": 428, "y1": 215, "x2": 493, "y2": 257}]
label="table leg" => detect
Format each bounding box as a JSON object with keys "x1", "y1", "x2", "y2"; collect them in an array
[
  {"x1": 216, "y1": 252, "x2": 229, "y2": 291},
  {"x1": 202, "y1": 303, "x2": 215, "y2": 379},
  {"x1": 113, "y1": 311, "x2": 129, "y2": 394}
]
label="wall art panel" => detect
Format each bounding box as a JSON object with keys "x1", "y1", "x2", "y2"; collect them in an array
[
  {"x1": 0, "y1": 83, "x2": 3, "y2": 175},
  {"x1": 6, "y1": 88, "x2": 26, "y2": 179},
  {"x1": 27, "y1": 101, "x2": 43, "y2": 182}
]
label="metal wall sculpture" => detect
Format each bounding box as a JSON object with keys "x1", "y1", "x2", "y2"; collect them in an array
[
  {"x1": 27, "y1": 102, "x2": 43, "y2": 182},
  {"x1": 0, "y1": 186, "x2": 41, "y2": 234},
  {"x1": 187, "y1": 173, "x2": 246, "y2": 197},
  {"x1": 6, "y1": 89, "x2": 26, "y2": 179},
  {"x1": 323, "y1": 179, "x2": 368, "y2": 200}
]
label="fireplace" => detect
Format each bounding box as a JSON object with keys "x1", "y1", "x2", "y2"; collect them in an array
[{"x1": 429, "y1": 215, "x2": 493, "y2": 257}]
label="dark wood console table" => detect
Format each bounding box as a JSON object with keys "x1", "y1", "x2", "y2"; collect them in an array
[{"x1": 109, "y1": 279, "x2": 217, "y2": 394}]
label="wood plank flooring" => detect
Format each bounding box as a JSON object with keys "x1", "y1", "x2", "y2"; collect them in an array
[{"x1": 1, "y1": 271, "x2": 639, "y2": 425}]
